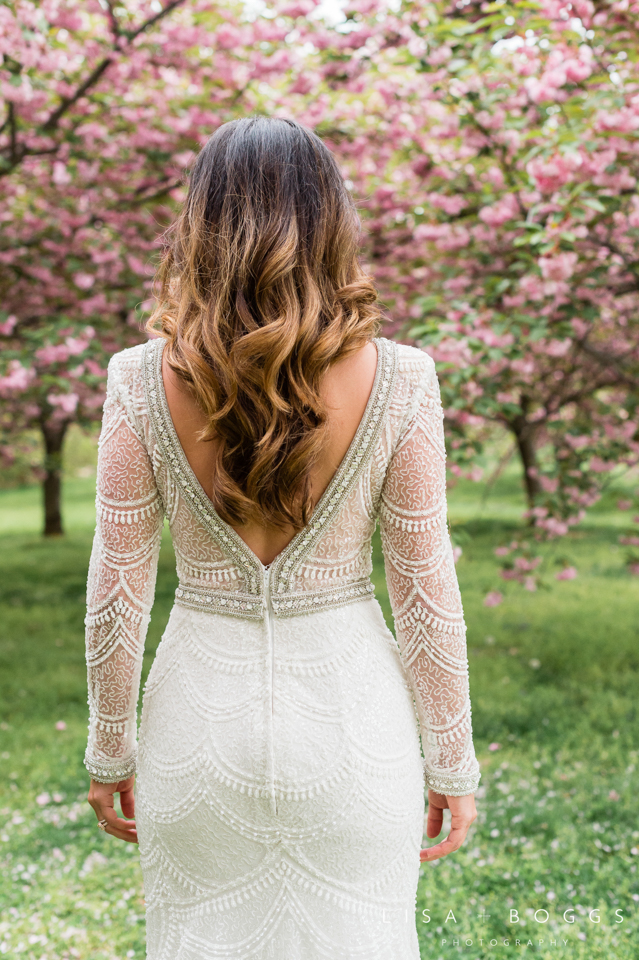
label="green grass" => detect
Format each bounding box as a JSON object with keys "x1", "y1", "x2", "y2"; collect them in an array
[{"x1": 1, "y1": 474, "x2": 638, "y2": 959}]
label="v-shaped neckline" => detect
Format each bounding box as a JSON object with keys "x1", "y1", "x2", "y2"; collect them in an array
[{"x1": 142, "y1": 335, "x2": 397, "y2": 595}]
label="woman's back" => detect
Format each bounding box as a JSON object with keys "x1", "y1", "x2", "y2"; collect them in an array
[{"x1": 162, "y1": 340, "x2": 379, "y2": 566}]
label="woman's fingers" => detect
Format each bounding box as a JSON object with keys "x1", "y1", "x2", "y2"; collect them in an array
[
  {"x1": 98, "y1": 806, "x2": 138, "y2": 843},
  {"x1": 88, "y1": 776, "x2": 138, "y2": 843},
  {"x1": 421, "y1": 791, "x2": 477, "y2": 862},
  {"x1": 426, "y1": 801, "x2": 445, "y2": 839},
  {"x1": 93, "y1": 796, "x2": 138, "y2": 842},
  {"x1": 103, "y1": 815, "x2": 138, "y2": 843},
  {"x1": 420, "y1": 822, "x2": 469, "y2": 862},
  {"x1": 119, "y1": 781, "x2": 136, "y2": 820}
]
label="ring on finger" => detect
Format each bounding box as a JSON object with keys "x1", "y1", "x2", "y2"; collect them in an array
[{"x1": 97, "y1": 819, "x2": 108, "y2": 831}]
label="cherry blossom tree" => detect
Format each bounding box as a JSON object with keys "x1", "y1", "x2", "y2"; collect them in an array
[
  {"x1": 279, "y1": 0, "x2": 639, "y2": 586},
  {"x1": 0, "y1": 0, "x2": 307, "y2": 534}
]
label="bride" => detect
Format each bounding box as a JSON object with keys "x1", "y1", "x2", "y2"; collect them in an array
[{"x1": 84, "y1": 114, "x2": 480, "y2": 959}]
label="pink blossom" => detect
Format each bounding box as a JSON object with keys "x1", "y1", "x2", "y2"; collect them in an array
[
  {"x1": 426, "y1": 193, "x2": 467, "y2": 216},
  {"x1": 596, "y1": 109, "x2": 639, "y2": 134},
  {"x1": 544, "y1": 338, "x2": 571, "y2": 358},
  {"x1": 73, "y1": 272, "x2": 95, "y2": 290},
  {"x1": 488, "y1": 742, "x2": 501, "y2": 751},
  {"x1": 0, "y1": 360, "x2": 34, "y2": 395},
  {"x1": 36, "y1": 792, "x2": 51, "y2": 806},
  {"x1": 485, "y1": 166, "x2": 505, "y2": 188},
  {"x1": 478, "y1": 194, "x2": 519, "y2": 227},
  {"x1": 526, "y1": 154, "x2": 581, "y2": 192},
  {"x1": 55, "y1": 721, "x2": 66, "y2": 730},
  {"x1": 589, "y1": 456, "x2": 612, "y2": 473},
  {"x1": 617, "y1": 499, "x2": 632, "y2": 511},
  {"x1": 0, "y1": 314, "x2": 17, "y2": 335},
  {"x1": 523, "y1": 576, "x2": 537, "y2": 592},
  {"x1": 494, "y1": 546, "x2": 510, "y2": 557},
  {"x1": 528, "y1": 502, "x2": 548, "y2": 518},
  {"x1": 519, "y1": 274, "x2": 546, "y2": 301},
  {"x1": 564, "y1": 59, "x2": 592, "y2": 83},
  {"x1": 484, "y1": 591, "x2": 503, "y2": 607},
  {"x1": 538, "y1": 475, "x2": 559, "y2": 494},
  {"x1": 452, "y1": 546, "x2": 463, "y2": 564},
  {"x1": 47, "y1": 393, "x2": 79, "y2": 414},
  {"x1": 214, "y1": 24, "x2": 243, "y2": 49},
  {"x1": 536, "y1": 517, "x2": 569, "y2": 537},
  {"x1": 428, "y1": 45, "x2": 452, "y2": 67},
  {"x1": 539, "y1": 252, "x2": 578, "y2": 282},
  {"x1": 555, "y1": 566, "x2": 578, "y2": 580},
  {"x1": 65, "y1": 336, "x2": 89, "y2": 356},
  {"x1": 629, "y1": 564, "x2": 639, "y2": 577},
  {"x1": 52, "y1": 161, "x2": 71, "y2": 185},
  {"x1": 510, "y1": 357, "x2": 536, "y2": 376}
]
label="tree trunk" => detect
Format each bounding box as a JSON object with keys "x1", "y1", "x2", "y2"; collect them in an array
[
  {"x1": 41, "y1": 418, "x2": 68, "y2": 537},
  {"x1": 515, "y1": 428, "x2": 541, "y2": 511},
  {"x1": 508, "y1": 402, "x2": 542, "y2": 516}
]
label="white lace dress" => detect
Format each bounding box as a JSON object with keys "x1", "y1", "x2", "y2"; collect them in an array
[{"x1": 84, "y1": 335, "x2": 481, "y2": 960}]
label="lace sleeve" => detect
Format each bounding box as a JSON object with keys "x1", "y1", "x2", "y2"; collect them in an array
[
  {"x1": 379, "y1": 356, "x2": 481, "y2": 797},
  {"x1": 84, "y1": 354, "x2": 164, "y2": 784}
]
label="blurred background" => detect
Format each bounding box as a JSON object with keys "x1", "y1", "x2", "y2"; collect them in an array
[{"x1": 1, "y1": 0, "x2": 639, "y2": 957}]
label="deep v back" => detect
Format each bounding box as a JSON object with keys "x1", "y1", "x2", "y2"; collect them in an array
[{"x1": 158, "y1": 339, "x2": 381, "y2": 567}]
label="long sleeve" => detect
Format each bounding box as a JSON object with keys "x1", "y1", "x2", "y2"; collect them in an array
[
  {"x1": 84, "y1": 354, "x2": 164, "y2": 784},
  {"x1": 379, "y1": 356, "x2": 481, "y2": 797}
]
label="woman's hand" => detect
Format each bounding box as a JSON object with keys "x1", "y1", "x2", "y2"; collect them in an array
[
  {"x1": 420, "y1": 789, "x2": 477, "y2": 863},
  {"x1": 88, "y1": 774, "x2": 138, "y2": 844}
]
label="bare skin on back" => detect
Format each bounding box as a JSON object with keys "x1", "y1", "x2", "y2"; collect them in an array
[{"x1": 161, "y1": 341, "x2": 379, "y2": 567}]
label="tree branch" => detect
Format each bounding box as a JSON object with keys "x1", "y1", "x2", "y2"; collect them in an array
[{"x1": 2, "y1": 0, "x2": 189, "y2": 174}]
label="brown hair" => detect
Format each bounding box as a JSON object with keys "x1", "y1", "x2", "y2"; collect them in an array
[{"x1": 147, "y1": 115, "x2": 382, "y2": 531}]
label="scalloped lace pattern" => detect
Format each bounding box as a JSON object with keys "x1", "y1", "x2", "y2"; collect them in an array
[{"x1": 84, "y1": 337, "x2": 480, "y2": 958}]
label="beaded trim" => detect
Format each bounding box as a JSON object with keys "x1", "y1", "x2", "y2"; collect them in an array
[
  {"x1": 270, "y1": 578, "x2": 375, "y2": 616},
  {"x1": 424, "y1": 765, "x2": 481, "y2": 797},
  {"x1": 84, "y1": 749, "x2": 137, "y2": 784},
  {"x1": 142, "y1": 338, "x2": 261, "y2": 594},
  {"x1": 175, "y1": 585, "x2": 263, "y2": 620},
  {"x1": 270, "y1": 337, "x2": 397, "y2": 596},
  {"x1": 174, "y1": 577, "x2": 376, "y2": 620},
  {"x1": 141, "y1": 336, "x2": 397, "y2": 604},
  {"x1": 95, "y1": 496, "x2": 162, "y2": 526}
]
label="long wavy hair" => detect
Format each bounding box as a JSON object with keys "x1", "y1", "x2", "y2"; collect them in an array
[{"x1": 147, "y1": 115, "x2": 383, "y2": 531}]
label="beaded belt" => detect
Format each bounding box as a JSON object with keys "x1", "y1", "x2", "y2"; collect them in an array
[{"x1": 174, "y1": 577, "x2": 376, "y2": 620}]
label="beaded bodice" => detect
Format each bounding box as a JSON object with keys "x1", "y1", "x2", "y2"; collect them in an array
[
  {"x1": 141, "y1": 336, "x2": 395, "y2": 618},
  {"x1": 84, "y1": 336, "x2": 481, "y2": 798}
]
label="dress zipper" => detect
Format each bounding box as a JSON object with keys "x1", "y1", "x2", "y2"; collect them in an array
[{"x1": 263, "y1": 565, "x2": 278, "y2": 817}]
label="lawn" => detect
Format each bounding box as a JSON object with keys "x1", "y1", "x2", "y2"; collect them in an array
[{"x1": 1, "y1": 463, "x2": 638, "y2": 959}]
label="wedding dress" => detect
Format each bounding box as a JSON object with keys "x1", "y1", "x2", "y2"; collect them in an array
[{"x1": 84, "y1": 334, "x2": 481, "y2": 960}]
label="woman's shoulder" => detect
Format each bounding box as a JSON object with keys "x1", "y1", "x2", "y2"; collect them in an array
[
  {"x1": 385, "y1": 338, "x2": 435, "y2": 373},
  {"x1": 378, "y1": 337, "x2": 437, "y2": 392},
  {"x1": 105, "y1": 340, "x2": 157, "y2": 393},
  {"x1": 378, "y1": 339, "x2": 441, "y2": 439},
  {"x1": 106, "y1": 340, "x2": 149, "y2": 376},
  {"x1": 103, "y1": 342, "x2": 155, "y2": 421}
]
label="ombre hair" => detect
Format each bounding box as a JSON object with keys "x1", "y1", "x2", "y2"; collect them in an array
[{"x1": 147, "y1": 115, "x2": 383, "y2": 531}]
